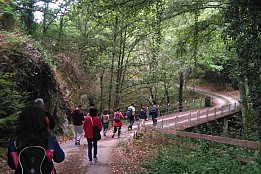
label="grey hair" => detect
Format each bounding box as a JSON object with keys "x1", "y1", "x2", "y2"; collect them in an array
[{"x1": 34, "y1": 98, "x2": 45, "y2": 108}]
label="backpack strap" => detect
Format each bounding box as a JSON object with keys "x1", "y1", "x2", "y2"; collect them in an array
[{"x1": 18, "y1": 146, "x2": 46, "y2": 174}]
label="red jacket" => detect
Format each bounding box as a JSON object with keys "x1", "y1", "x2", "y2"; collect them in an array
[
  {"x1": 83, "y1": 116, "x2": 102, "y2": 139},
  {"x1": 112, "y1": 111, "x2": 124, "y2": 127}
]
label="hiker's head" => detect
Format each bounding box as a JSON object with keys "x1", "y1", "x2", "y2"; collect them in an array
[
  {"x1": 131, "y1": 102, "x2": 134, "y2": 106},
  {"x1": 103, "y1": 109, "x2": 108, "y2": 115},
  {"x1": 34, "y1": 98, "x2": 45, "y2": 109},
  {"x1": 89, "y1": 106, "x2": 97, "y2": 117},
  {"x1": 15, "y1": 106, "x2": 50, "y2": 149},
  {"x1": 117, "y1": 108, "x2": 120, "y2": 112}
]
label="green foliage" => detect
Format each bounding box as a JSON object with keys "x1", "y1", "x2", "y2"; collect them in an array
[
  {"x1": 0, "y1": 114, "x2": 17, "y2": 130},
  {"x1": 0, "y1": 73, "x2": 24, "y2": 119},
  {"x1": 0, "y1": 0, "x2": 16, "y2": 30},
  {"x1": 139, "y1": 134, "x2": 261, "y2": 174},
  {"x1": 222, "y1": 0, "x2": 261, "y2": 137}
]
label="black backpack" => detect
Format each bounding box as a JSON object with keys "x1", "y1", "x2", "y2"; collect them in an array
[
  {"x1": 114, "y1": 112, "x2": 121, "y2": 122},
  {"x1": 16, "y1": 146, "x2": 53, "y2": 174}
]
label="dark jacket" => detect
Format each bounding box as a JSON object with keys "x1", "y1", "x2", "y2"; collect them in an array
[
  {"x1": 71, "y1": 108, "x2": 84, "y2": 126},
  {"x1": 139, "y1": 110, "x2": 147, "y2": 119},
  {"x1": 8, "y1": 133, "x2": 65, "y2": 174},
  {"x1": 149, "y1": 107, "x2": 158, "y2": 118}
]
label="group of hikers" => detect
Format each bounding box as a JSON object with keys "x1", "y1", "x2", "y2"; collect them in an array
[
  {"x1": 7, "y1": 98, "x2": 159, "y2": 173},
  {"x1": 71, "y1": 103, "x2": 159, "y2": 143}
]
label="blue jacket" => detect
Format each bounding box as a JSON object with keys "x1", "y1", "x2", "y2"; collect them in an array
[
  {"x1": 8, "y1": 133, "x2": 65, "y2": 173},
  {"x1": 149, "y1": 107, "x2": 158, "y2": 118}
]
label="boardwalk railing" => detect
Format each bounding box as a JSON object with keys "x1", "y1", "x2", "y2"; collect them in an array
[
  {"x1": 157, "y1": 102, "x2": 241, "y2": 130},
  {"x1": 158, "y1": 97, "x2": 207, "y2": 116}
]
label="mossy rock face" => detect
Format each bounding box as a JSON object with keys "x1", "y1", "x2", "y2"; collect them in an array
[{"x1": 0, "y1": 32, "x2": 70, "y2": 145}]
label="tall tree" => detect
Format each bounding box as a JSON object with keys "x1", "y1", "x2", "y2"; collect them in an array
[{"x1": 222, "y1": 0, "x2": 261, "y2": 138}]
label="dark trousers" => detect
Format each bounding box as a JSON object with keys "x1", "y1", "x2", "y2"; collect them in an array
[
  {"x1": 87, "y1": 138, "x2": 97, "y2": 161},
  {"x1": 152, "y1": 117, "x2": 157, "y2": 126},
  {"x1": 113, "y1": 126, "x2": 122, "y2": 137},
  {"x1": 128, "y1": 119, "x2": 134, "y2": 129}
]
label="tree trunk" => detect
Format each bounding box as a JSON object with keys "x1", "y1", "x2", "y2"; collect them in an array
[
  {"x1": 99, "y1": 69, "x2": 105, "y2": 114},
  {"x1": 114, "y1": 28, "x2": 127, "y2": 109},
  {"x1": 178, "y1": 72, "x2": 183, "y2": 112},
  {"x1": 43, "y1": 1, "x2": 49, "y2": 35},
  {"x1": 164, "y1": 83, "x2": 170, "y2": 104},
  {"x1": 108, "y1": 17, "x2": 118, "y2": 114}
]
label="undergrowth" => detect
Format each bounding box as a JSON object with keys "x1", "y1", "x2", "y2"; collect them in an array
[{"x1": 112, "y1": 130, "x2": 261, "y2": 174}]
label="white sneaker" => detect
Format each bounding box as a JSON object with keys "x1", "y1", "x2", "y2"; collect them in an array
[
  {"x1": 94, "y1": 158, "x2": 98, "y2": 163},
  {"x1": 89, "y1": 161, "x2": 93, "y2": 165}
]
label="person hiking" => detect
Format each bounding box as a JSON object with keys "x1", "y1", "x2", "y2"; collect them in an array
[
  {"x1": 83, "y1": 106, "x2": 102, "y2": 165},
  {"x1": 149, "y1": 105, "x2": 158, "y2": 126},
  {"x1": 112, "y1": 108, "x2": 124, "y2": 138},
  {"x1": 101, "y1": 109, "x2": 110, "y2": 136},
  {"x1": 8, "y1": 106, "x2": 65, "y2": 174},
  {"x1": 127, "y1": 103, "x2": 135, "y2": 130},
  {"x1": 34, "y1": 98, "x2": 56, "y2": 130},
  {"x1": 71, "y1": 105, "x2": 85, "y2": 145},
  {"x1": 139, "y1": 107, "x2": 147, "y2": 129}
]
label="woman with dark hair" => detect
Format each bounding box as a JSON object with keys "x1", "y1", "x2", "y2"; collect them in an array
[
  {"x1": 83, "y1": 106, "x2": 102, "y2": 165},
  {"x1": 8, "y1": 106, "x2": 65, "y2": 174}
]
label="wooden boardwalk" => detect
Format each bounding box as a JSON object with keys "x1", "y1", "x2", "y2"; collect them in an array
[
  {"x1": 156, "y1": 102, "x2": 241, "y2": 131},
  {"x1": 143, "y1": 99, "x2": 261, "y2": 163}
]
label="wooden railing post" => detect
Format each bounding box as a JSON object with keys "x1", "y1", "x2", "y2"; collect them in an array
[
  {"x1": 214, "y1": 107, "x2": 216, "y2": 119},
  {"x1": 221, "y1": 106, "x2": 224, "y2": 117},
  {"x1": 206, "y1": 108, "x2": 209, "y2": 121},
  {"x1": 189, "y1": 113, "x2": 191, "y2": 126},
  {"x1": 197, "y1": 110, "x2": 200, "y2": 123},
  {"x1": 255, "y1": 142, "x2": 261, "y2": 157},
  {"x1": 175, "y1": 116, "x2": 177, "y2": 130},
  {"x1": 223, "y1": 117, "x2": 228, "y2": 136}
]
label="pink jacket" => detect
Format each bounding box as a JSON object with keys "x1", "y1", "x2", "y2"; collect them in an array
[{"x1": 83, "y1": 116, "x2": 102, "y2": 139}]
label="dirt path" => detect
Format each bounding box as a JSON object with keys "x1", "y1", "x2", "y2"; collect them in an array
[
  {"x1": 54, "y1": 88, "x2": 239, "y2": 174},
  {"x1": 55, "y1": 126, "x2": 135, "y2": 174}
]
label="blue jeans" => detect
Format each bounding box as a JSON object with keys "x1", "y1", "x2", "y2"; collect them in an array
[
  {"x1": 152, "y1": 117, "x2": 157, "y2": 126},
  {"x1": 103, "y1": 123, "x2": 109, "y2": 133},
  {"x1": 128, "y1": 119, "x2": 134, "y2": 129},
  {"x1": 87, "y1": 138, "x2": 97, "y2": 161}
]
